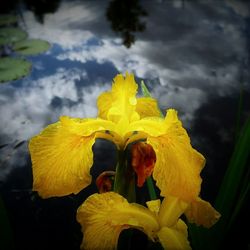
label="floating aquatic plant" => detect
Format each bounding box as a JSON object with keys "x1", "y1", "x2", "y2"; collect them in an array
[
  {"x1": 0, "y1": 14, "x2": 50, "y2": 83},
  {"x1": 0, "y1": 15, "x2": 17, "y2": 26},
  {"x1": 0, "y1": 27, "x2": 27, "y2": 46},
  {"x1": 0, "y1": 57, "x2": 31, "y2": 83},
  {"x1": 13, "y1": 39, "x2": 50, "y2": 55}
]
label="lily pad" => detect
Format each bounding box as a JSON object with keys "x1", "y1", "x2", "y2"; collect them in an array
[
  {"x1": 0, "y1": 28, "x2": 27, "y2": 46},
  {"x1": 13, "y1": 39, "x2": 50, "y2": 55},
  {"x1": 0, "y1": 15, "x2": 17, "y2": 26},
  {"x1": 0, "y1": 57, "x2": 31, "y2": 83}
]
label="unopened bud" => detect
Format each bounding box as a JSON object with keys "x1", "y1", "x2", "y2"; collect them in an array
[
  {"x1": 96, "y1": 171, "x2": 115, "y2": 193},
  {"x1": 131, "y1": 142, "x2": 156, "y2": 187}
]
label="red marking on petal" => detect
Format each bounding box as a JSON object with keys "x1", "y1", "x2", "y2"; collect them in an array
[{"x1": 131, "y1": 142, "x2": 156, "y2": 187}]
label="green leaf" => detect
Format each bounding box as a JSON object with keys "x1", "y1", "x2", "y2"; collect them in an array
[
  {"x1": 189, "y1": 118, "x2": 250, "y2": 250},
  {"x1": 215, "y1": 117, "x2": 250, "y2": 225},
  {"x1": 140, "y1": 80, "x2": 164, "y2": 118},
  {"x1": 146, "y1": 176, "x2": 157, "y2": 200},
  {"x1": 0, "y1": 15, "x2": 17, "y2": 26},
  {"x1": 13, "y1": 39, "x2": 50, "y2": 55},
  {"x1": 141, "y1": 80, "x2": 152, "y2": 97},
  {"x1": 0, "y1": 57, "x2": 31, "y2": 83},
  {"x1": 0, "y1": 28, "x2": 27, "y2": 46}
]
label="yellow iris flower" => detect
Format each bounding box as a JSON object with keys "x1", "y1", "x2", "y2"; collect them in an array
[
  {"x1": 29, "y1": 73, "x2": 220, "y2": 227},
  {"x1": 77, "y1": 192, "x2": 191, "y2": 250}
]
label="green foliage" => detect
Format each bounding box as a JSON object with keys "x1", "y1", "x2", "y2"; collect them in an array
[
  {"x1": 141, "y1": 80, "x2": 249, "y2": 250},
  {"x1": 146, "y1": 176, "x2": 157, "y2": 200},
  {"x1": 0, "y1": 27, "x2": 27, "y2": 46},
  {"x1": 141, "y1": 80, "x2": 152, "y2": 98},
  {"x1": 0, "y1": 57, "x2": 31, "y2": 83},
  {"x1": 189, "y1": 118, "x2": 250, "y2": 250},
  {"x1": 0, "y1": 15, "x2": 17, "y2": 26},
  {"x1": 0, "y1": 14, "x2": 51, "y2": 83},
  {"x1": 13, "y1": 39, "x2": 50, "y2": 55},
  {"x1": 214, "y1": 117, "x2": 250, "y2": 229}
]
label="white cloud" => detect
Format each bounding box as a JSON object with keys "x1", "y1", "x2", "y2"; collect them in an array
[
  {"x1": 20, "y1": 1, "x2": 247, "y2": 99},
  {"x1": 21, "y1": 1, "x2": 109, "y2": 49},
  {"x1": 1, "y1": 0, "x2": 248, "y2": 185},
  {"x1": 17, "y1": 0, "x2": 248, "y2": 130},
  {"x1": 2, "y1": 1, "x2": 248, "y2": 146},
  {"x1": 0, "y1": 68, "x2": 110, "y2": 143}
]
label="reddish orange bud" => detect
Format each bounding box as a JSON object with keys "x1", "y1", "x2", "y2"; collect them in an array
[
  {"x1": 96, "y1": 171, "x2": 115, "y2": 193},
  {"x1": 131, "y1": 142, "x2": 156, "y2": 187}
]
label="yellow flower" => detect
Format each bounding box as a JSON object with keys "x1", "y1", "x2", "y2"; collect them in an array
[
  {"x1": 29, "y1": 73, "x2": 202, "y2": 199},
  {"x1": 130, "y1": 141, "x2": 221, "y2": 228},
  {"x1": 29, "y1": 73, "x2": 220, "y2": 227},
  {"x1": 185, "y1": 198, "x2": 220, "y2": 228},
  {"x1": 77, "y1": 192, "x2": 191, "y2": 250}
]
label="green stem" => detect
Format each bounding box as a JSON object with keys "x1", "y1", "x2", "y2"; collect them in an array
[
  {"x1": 114, "y1": 150, "x2": 136, "y2": 250},
  {"x1": 146, "y1": 176, "x2": 157, "y2": 200},
  {"x1": 113, "y1": 150, "x2": 136, "y2": 203}
]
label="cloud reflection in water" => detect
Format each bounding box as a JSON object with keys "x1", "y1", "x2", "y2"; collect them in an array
[
  {"x1": 0, "y1": 2, "x2": 249, "y2": 249},
  {"x1": 0, "y1": 0, "x2": 249, "y2": 186}
]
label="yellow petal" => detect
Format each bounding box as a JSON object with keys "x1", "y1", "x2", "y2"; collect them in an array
[
  {"x1": 157, "y1": 222, "x2": 191, "y2": 250},
  {"x1": 76, "y1": 192, "x2": 159, "y2": 250},
  {"x1": 136, "y1": 97, "x2": 161, "y2": 118},
  {"x1": 146, "y1": 199, "x2": 161, "y2": 214},
  {"x1": 60, "y1": 116, "x2": 115, "y2": 135},
  {"x1": 123, "y1": 117, "x2": 164, "y2": 147},
  {"x1": 158, "y1": 196, "x2": 188, "y2": 228},
  {"x1": 185, "y1": 197, "x2": 221, "y2": 228},
  {"x1": 99, "y1": 73, "x2": 140, "y2": 123},
  {"x1": 128, "y1": 117, "x2": 166, "y2": 138},
  {"x1": 175, "y1": 219, "x2": 189, "y2": 237},
  {"x1": 149, "y1": 109, "x2": 205, "y2": 202},
  {"x1": 97, "y1": 91, "x2": 112, "y2": 120},
  {"x1": 29, "y1": 116, "x2": 113, "y2": 198}
]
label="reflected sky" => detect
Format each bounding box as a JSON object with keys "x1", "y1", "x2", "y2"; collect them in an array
[
  {"x1": 0, "y1": 1, "x2": 250, "y2": 249},
  {"x1": 0, "y1": 0, "x2": 250, "y2": 190}
]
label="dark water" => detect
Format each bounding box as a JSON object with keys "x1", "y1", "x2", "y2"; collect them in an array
[{"x1": 0, "y1": 0, "x2": 249, "y2": 249}]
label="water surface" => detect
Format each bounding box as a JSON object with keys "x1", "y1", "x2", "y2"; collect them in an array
[{"x1": 0, "y1": 1, "x2": 249, "y2": 249}]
